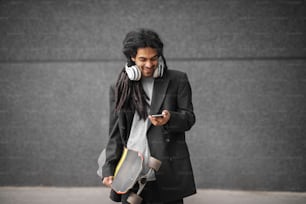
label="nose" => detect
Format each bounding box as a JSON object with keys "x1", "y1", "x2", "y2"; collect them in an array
[{"x1": 145, "y1": 60, "x2": 154, "y2": 68}]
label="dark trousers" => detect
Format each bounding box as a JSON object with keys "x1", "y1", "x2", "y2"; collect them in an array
[
  {"x1": 120, "y1": 181, "x2": 184, "y2": 204},
  {"x1": 144, "y1": 199, "x2": 183, "y2": 204},
  {"x1": 121, "y1": 194, "x2": 183, "y2": 204},
  {"x1": 140, "y1": 199, "x2": 183, "y2": 204}
]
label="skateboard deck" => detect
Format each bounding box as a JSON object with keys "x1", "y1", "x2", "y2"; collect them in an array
[{"x1": 111, "y1": 148, "x2": 144, "y2": 194}]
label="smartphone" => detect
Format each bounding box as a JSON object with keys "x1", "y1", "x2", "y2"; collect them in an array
[{"x1": 151, "y1": 114, "x2": 164, "y2": 118}]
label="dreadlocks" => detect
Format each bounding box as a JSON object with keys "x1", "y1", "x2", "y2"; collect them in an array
[{"x1": 115, "y1": 68, "x2": 150, "y2": 119}]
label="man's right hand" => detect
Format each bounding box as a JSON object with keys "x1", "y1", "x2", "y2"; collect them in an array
[{"x1": 102, "y1": 176, "x2": 114, "y2": 187}]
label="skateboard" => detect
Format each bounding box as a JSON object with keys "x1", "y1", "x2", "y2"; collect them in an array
[{"x1": 111, "y1": 148, "x2": 162, "y2": 204}]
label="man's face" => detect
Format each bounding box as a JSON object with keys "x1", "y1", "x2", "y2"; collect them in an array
[{"x1": 131, "y1": 47, "x2": 159, "y2": 78}]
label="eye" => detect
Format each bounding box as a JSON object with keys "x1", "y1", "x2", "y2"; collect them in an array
[
  {"x1": 139, "y1": 58, "x2": 146, "y2": 62},
  {"x1": 151, "y1": 56, "x2": 158, "y2": 62}
]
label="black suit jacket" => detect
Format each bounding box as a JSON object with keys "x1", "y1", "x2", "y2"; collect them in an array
[{"x1": 103, "y1": 69, "x2": 196, "y2": 202}]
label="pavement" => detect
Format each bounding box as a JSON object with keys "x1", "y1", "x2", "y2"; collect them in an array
[{"x1": 0, "y1": 187, "x2": 306, "y2": 204}]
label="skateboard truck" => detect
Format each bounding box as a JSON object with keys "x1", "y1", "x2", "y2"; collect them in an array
[{"x1": 127, "y1": 157, "x2": 162, "y2": 204}]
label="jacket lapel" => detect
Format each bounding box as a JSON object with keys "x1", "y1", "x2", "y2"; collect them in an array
[{"x1": 149, "y1": 77, "x2": 170, "y2": 115}]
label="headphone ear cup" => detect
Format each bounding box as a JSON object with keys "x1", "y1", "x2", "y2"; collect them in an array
[
  {"x1": 153, "y1": 57, "x2": 165, "y2": 78},
  {"x1": 125, "y1": 64, "x2": 141, "y2": 81}
]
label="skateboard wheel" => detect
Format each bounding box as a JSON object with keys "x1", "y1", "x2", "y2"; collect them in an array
[
  {"x1": 140, "y1": 177, "x2": 147, "y2": 185},
  {"x1": 148, "y1": 157, "x2": 162, "y2": 171},
  {"x1": 127, "y1": 192, "x2": 143, "y2": 204}
]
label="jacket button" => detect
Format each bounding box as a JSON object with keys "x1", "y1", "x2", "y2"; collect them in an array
[
  {"x1": 165, "y1": 138, "x2": 170, "y2": 143},
  {"x1": 169, "y1": 157, "x2": 173, "y2": 161}
]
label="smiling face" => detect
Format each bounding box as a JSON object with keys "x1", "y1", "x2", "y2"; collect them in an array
[{"x1": 131, "y1": 47, "x2": 159, "y2": 78}]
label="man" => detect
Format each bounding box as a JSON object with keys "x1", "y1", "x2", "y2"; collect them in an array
[{"x1": 102, "y1": 28, "x2": 196, "y2": 204}]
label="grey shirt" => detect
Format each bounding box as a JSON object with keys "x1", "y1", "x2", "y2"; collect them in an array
[{"x1": 127, "y1": 77, "x2": 155, "y2": 181}]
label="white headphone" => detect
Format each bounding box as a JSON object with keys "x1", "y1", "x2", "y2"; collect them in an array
[{"x1": 125, "y1": 56, "x2": 165, "y2": 81}]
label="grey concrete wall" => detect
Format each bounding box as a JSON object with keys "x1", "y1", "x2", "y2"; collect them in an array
[{"x1": 0, "y1": 0, "x2": 305, "y2": 191}]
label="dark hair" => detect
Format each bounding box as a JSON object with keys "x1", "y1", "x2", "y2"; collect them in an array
[{"x1": 115, "y1": 29, "x2": 167, "y2": 120}]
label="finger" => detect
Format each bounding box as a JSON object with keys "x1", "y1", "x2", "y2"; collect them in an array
[
  {"x1": 162, "y1": 110, "x2": 170, "y2": 120},
  {"x1": 104, "y1": 180, "x2": 111, "y2": 187},
  {"x1": 102, "y1": 177, "x2": 113, "y2": 187},
  {"x1": 162, "y1": 110, "x2": 169, "y2": 117}
]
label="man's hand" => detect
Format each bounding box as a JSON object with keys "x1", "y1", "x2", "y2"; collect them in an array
[
  {"x1": 102, "y1": 176, "x2": 114, "y2": 187},
  {"x1": 149, "y1": 110, "x2": 170, "y2": 126}
]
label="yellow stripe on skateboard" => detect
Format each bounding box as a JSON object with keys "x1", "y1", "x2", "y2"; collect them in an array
[{"x1": 114, "y1": 147, "x2": 128, "y2": 176}]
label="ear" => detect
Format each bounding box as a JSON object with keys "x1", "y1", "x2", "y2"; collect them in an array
[{"x1": 131, "y1": 57, "x2": 136, "y2": 62}]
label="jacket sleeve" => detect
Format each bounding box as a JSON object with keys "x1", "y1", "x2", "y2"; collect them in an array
[
  {"x1": 102, "y1": 85, "x2": 124, "y2": 177},
  {"x1": 164, "y1": 73, "x2": 196, "y2": 133}
]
